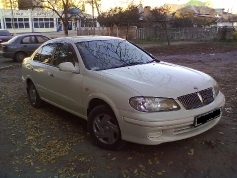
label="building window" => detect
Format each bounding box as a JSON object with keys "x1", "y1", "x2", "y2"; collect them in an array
[
  {"x1": 5, "y1": 17, "x2": 30, "y2": 29},
  {"x1": 6, "y1": 18, "x2": 12, "y2": 28},
  {"x1": 33, "y1": 18, "x2": 54, "y2": 28}
]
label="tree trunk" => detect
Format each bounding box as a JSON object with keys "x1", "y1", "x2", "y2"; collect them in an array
[
  {"x1": 163, "y1": 21, "x2": 170, "y2": 46},
  {"x1": 126, "y1": 22, "x2": 129, "y2": 40},
  {"x1": 63, "y1": 22, "x2": 69, "y2": 36}
]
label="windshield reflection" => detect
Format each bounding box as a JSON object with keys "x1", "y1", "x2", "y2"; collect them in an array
[{"x1": 76, "y1": 39, "x2": 156, "y2": 71}]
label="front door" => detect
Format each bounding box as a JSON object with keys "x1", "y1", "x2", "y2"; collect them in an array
[{"x1": 45, "y1": 42, "x2": 84, "y2": 115}]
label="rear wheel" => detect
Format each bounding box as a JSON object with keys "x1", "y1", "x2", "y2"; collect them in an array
[
  {"x1": 14, "y1": 51, "x2": 26, "y2": 62},
  {"x1": 27, "y1": 82, "x2": 42, "y2": 108},
  {"x1": 88, "y1": 105, "x2": 123, "y2": 150}
]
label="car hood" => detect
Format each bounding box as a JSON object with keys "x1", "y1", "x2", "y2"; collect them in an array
[{"x1": 98, "y1": 62, "x2": 214, "y2": 98}]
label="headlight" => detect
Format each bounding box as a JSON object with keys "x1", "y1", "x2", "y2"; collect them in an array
[
  {"x1": 129, "y1": 97, "x2": 180, "y2": 112},
  {"x1": 213, "y1": 81, "x2": 220, "y2": 97}
]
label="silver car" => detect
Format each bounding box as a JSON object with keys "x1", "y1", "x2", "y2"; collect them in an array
[
  {"x1": 22, "y1": 36, "x2": 225, "y2": 150},
  {"x1": 1, "y1": 33, "x2": 50, "y2": 62}
]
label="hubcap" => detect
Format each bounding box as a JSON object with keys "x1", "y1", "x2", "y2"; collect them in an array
[
  {"x1": 16, "y1": 53, "x2": 25, "y2": 62},
  {"x1": 93, "y1": 114, "x2": 119, "y2": 144}
]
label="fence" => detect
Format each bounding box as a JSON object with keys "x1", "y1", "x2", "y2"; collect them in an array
[
  {"x1": 75, "y1": 26, "x2": 235, "y2": 41},
  {"x1": 136, "y1": 27, "x2": 236, "y2": 41},
  {"x1": 76, "y1": 26, "x2": 137, "y2": 39}
]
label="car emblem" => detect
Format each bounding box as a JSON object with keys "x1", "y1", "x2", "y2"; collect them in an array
[{"x1": 197, "y1": 92, "x2": 204, "y2": 104}]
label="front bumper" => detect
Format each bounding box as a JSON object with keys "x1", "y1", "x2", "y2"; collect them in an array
[{"x1": 117, "y1": 92, "x2": 225, "y2": 145}]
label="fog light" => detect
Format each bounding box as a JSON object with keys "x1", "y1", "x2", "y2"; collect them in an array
[{"x1": 148, "y1": 131, "x2": 163, "y2": 140}]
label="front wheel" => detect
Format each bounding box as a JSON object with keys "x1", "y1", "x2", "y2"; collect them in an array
[
  {"x1": 27, "y1": 82, "x2": 42, "y2": 108},
  {"x1": 88, "y1": 105, "x2": 123, "y2": 150}
]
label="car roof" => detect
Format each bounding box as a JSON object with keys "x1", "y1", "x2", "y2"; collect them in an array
[
  {"x1": 48, "y1": 36, "x2": 123, "y2": 43},
  {"x1": 14, "y1": 33, "x2": 49, "y2": 37}
]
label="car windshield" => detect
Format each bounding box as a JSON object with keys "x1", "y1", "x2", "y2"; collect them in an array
[{"x1": 76, "y1": 39, "x2": 157, "y2": 71}]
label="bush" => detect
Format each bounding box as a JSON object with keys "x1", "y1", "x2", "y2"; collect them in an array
[{"x1": 233, "y1": 30, "x2": 237, "y2": 40}]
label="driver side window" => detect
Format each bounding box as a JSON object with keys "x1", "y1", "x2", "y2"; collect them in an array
[
  {"x1": 53, "y1": 42, "x2": 77, "y2": 67},
  {"x1": 33, "y1": 44, "x2": 55, "y2": 64}
]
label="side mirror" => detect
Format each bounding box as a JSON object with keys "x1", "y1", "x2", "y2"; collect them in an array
[{"x1": 58, "y1": 62, "x2": 79, "y2": 74}]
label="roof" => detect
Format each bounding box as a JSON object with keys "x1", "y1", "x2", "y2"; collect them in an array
[
  {"x1": 176, "y1": 5, "x2": 215, "y2": 16},
  {"x1": 216, "y1": 14, "x2": 237, "y2": 22},
  {"x1": 49, "y1": 36, "x2": 122, "y2": 43}
]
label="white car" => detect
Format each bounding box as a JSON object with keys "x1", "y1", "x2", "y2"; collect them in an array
[{"x1": 22, "y1": 36, "x2": 225, "y2": 150}]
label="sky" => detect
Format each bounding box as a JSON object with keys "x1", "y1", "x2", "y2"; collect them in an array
[{"x1": 100, "y1": 0, "x2": 237, "y2": 14}]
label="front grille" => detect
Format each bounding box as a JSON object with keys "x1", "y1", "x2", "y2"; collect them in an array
[{"x1": 178, "y1": 88, "x2": 214, "y2": 110}]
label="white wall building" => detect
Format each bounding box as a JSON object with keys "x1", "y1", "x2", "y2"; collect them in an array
[{"x1": 0, "y1": 9, "x2": 58, "y2": 33}]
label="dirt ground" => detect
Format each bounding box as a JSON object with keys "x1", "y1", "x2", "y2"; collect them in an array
[{"x1": 0, "y1": 43, "x2": 237, "y2": 178}]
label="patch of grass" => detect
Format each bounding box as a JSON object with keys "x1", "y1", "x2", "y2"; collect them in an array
[{"x1": 208, "y1": 39, "x2": 237, "y2": 46}]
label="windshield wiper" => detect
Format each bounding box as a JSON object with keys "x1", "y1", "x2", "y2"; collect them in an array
[
  {"x1": 149, "y1": 58, "x2": 160, "y2": 63},
  {"x1": 106, "y1": 62, "x2": 144, "y2": 70},
  {"x1": 126, "y1": 61, "x2": 145, "y2": 66}
]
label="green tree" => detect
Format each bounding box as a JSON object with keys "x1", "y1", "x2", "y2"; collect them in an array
[
  {"x1": 97, "y1": 5, "x2": 140, "y2": 39},
  {"x1": 146, "y1": 6, "x2": 171, "y2": 45},
  {"x1": 18, "y1": 0, "x2": 33, "y2": 10},
  {"x1": 97, "y1": 7, "x2": 123, "y2": 27},
  {"x1": 185, "y1": 0, "x2": 206, "y2": 6},
  {"x1": 171, "y1": 17, "x2": 193, "y2": 28}
]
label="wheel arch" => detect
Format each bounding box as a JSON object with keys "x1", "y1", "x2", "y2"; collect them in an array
[
  {"x1": 26, "y1": 78, "x2": 33, "y2": 94},
  {"x1": 87, "y1": 98, "x2": 115, "y2": 117},
  {"x1": 14, "y1": 51, "x2": 27, "y2": 61},
  {"x1": 14, "y1": 50, "x2": 27, "y2": 57}
]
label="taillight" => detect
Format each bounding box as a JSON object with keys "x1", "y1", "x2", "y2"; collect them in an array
[{"x1": 1, "y1": 45, "x2": 7, "y2": 51}]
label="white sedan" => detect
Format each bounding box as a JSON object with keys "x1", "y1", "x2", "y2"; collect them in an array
[{"x1": 22, "y1": 36, "x2": 225, "y2": 150}]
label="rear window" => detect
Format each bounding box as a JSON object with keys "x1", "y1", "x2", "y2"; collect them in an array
[{"x1": 0, "y1": 30, "x2": 11, "y2": 36}]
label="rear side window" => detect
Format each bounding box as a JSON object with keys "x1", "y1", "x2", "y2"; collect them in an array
[{"x1": 33, "y1": 44, "x2": 55, "y2": 64}]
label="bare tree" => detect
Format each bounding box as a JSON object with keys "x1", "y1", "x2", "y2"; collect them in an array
[{"x1": 32, "y1": 0, "x2": 83, "y2": 36}]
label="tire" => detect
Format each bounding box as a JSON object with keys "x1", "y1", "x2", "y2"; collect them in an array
[
  {"x1": 88, "y1": 105, "x2": 123, "y2": 150},
  {"x1": 27, "y1": 82, "x2": 42, "y2": 108},
  {"x1": 14, "y1": 51, "x2": 26, "y2": 62}
]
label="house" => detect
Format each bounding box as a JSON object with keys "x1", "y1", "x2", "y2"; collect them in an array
[{"x1": 216, "y1": 15, "x2": 237, "y2": 28}]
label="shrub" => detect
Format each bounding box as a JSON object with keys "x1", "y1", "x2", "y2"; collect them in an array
[{"x1": 233, "y1": 30, "x2": 237, "y2": 40}]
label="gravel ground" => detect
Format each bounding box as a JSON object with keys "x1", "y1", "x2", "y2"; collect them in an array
[{"x1": 0, "y1": 43, "x2": 237, "y2": 178}]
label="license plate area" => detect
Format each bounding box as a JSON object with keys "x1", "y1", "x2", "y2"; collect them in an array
[{"x1": 195, "y1": 108, "x2": 221, "y2": 127}]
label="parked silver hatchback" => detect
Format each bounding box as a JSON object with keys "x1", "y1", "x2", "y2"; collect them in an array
[{"x1": 22, "y1": 36, "x2": 225, "y2": 150}]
